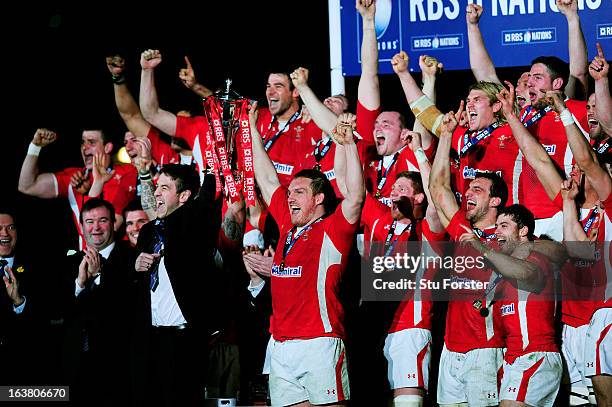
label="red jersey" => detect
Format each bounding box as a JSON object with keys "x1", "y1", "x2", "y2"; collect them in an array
[
  {"x1": 444, "y1": 210, "x2": 505, "y2": 352},
  {"x1": 54, "y1": 164, "x2": 137, "y2": 249},
  {"x1": 147, "y1": 127, "x2": 180, "y2": 167},
  {"x1": 364, "y1": 144, "x2": 436, "y2": 206},
  {"x1": 267, "y1": 187, "x2": 358, "y2": 341},
  {"x1": 175, "y1": 115, "x2": 212, "y2": 178},
  {"x1": 554, "y1": 192, "x2": 612, "y2": 326},
  {"x1": 356, "y1": 101, "x2": 436, "y2": 204},
  {"x1": 301, "y1": 134, "x2": 376, "y2": 198},
  {"x1": 519, "y1": 99, "x2": 589, "y2": 218},
  {"x1": 451, "y1": 122, "x2": 521, "y2": 205},
  {"x1": 256, "y1": 108, "x2": 321, "y2": 187},
  {"x1": 360, "y1": 196, "x2": 447, "y2": 331},
  {"x1": 496, "y1": 252, "x2": 558, "y2": 364}
]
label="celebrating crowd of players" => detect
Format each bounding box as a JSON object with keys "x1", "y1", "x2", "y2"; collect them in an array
[{"x1": 3, "y1": 0, "x2": 611, "y2": 406}]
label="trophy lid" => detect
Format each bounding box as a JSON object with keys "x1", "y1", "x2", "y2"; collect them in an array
[{"x1": 215, "y1": 78, "x2": 243, "y2": 102}]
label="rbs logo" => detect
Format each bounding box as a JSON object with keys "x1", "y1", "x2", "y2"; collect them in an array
[{"x1": 502, "y1": 28, "x2": 556, "y2": 45}]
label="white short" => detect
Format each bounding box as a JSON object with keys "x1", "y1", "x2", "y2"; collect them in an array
[
  {"x1": 262, "y1": 335, "x2": 274, "y2": 375},
  {"x1": 383, "y1": 328, "x2": 431, "y2": 391},
  {"x1": 584, "y1": 307, "x2": 612, "y2": 377},
  {"x1": 437, "y1": 345, "x2": 503, "y2": 406},
  {"x1": 269, "y1": 337, "x2": 349, "y2": 406},
  {"x1": 534, "y1": 210, "x2": 564, "y2": 242},
  {"x1": 499, "y1": 351, "x2": 562, "y2": 407},
  {"x1": 562, "y1": 323, "x2": 592, "y2": 387}
]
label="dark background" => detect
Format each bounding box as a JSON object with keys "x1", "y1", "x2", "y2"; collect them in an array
[{"x1": 1, "y1": 2, "x2": 527, "y2": 252}]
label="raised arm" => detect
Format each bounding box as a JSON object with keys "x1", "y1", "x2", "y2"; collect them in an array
[
  {"x1": 139, "y1": 49, "x2": 178, "y2": 136},
  {"x1": 178, "y1": 56, "x2": 213, "y2": 99},
  {"x1": 18, "y1": 129, "x2": 58, "y2": 198},
  {"x1": 561, "y1": 179, "x2": 598, "y2": 260},
  {"x1": 132, "y1": 138, "x2": 157, "y2": 220},
  {"x1": 546, "y1": 89, "x2": 612, "y2": 199},
  {"x1": 356, "y1": 0, "x2": 379, "y2": 110},
  {"x1": 249, "y1": 103, "x2": 281, "y2": 206},
  {"x1": 459, "y1": 225, "x2": 544, "y2": 292},
  {"x1": 332, "y1": 113, "x2": 365, "y2": 224},
  {"x1": 558, "y1": 0, "x2": 588, "y2": 99},
  {"x1": 429, "y1": 108, "x2": 463, "y2": 228},
  {"x1": 392, "y1": 51, "x2": 445, "y2": 138},
  {"x1": 88, "y1": 153, "x2": 114, "y2": 198},
  {"x1": 466, "y1": 4, "x2": 501, "y2": 83},
  {"x1": 590, "y1": 43, "x2": 612, "y2": 135},
  {"x1": 407, "y1": 131, "x2": 444, "y2": 233},
  {"x1": 497, "y1": 81, "x2": 563, "y2": 200},
  {"x1": 291, "y1": 67, "x2": 337, "y2": 135},
  {"x1": 412, "y1": 55, "x2": 442, "y2": 150},
  {"x1": 106, "y1": 55, "x2": 152, "y2": 139}
]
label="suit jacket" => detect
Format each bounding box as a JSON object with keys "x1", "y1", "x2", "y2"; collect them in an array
[
  {"x1": 134, "y1": 173, "x2": 224, "y2": 333},
  {"x1": 61, "y1": 239, "x2": 137, "y2": 397},
  {"x1": 0, "y1": 252, "x2": 41, "y2": 384}
]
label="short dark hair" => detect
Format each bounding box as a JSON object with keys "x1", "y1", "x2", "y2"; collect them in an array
[
  {"x1": 474, "y1": 172, "x2": 508, "y2": 209},
  {"x1": 0, "y1": 208, "x2": 17, "y2": 225},
  {"x1": 122, "y1": 199, "x2": 145, "y2": 220},
  {"x1": 498, "y1": 204, "x2": 535, "y2": 239},
  {"x1": 396, "y1": 171, "x2": 424, "y2": 195},
  {"x1": 531, "y1": 56, "x2": 570, "y2": 89},
  {"x1": 80, "y1": 198, "x2": 116, "y2": 224},
  {"x1": 293, "y1": 169, "x2": 337, "y2": 214},
  {"x1": 83, "y1": 128, "x2": 111, "y2": 144},
  {"x1": 268, "y1": 71, "x2": 295, "y2": 91},
  {"x1": 159, "y1": 164, "x2": 200, "y2": 198}
]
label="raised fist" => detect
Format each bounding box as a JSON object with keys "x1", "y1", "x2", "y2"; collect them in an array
[
  {"x1": 466, "y1": 3, "x2": 483, "y2": 25},
  {"x1": 32, "y1": 128, "x2": 57, "y2": 147},
  {"x1": 140, "y1": 49, "x2": 162, "y2": 70},
  {"x1": 391, "y1": 51, "x2": 409, "y2": 74}
]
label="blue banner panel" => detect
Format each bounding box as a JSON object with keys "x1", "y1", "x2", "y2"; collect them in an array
[{"x1": 340, "y1": 0, "x2": 611, "y2": 75}]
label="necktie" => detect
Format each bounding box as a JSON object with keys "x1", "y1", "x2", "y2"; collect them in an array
[{"x1": 150, "y1": 220, "x2": 165, "y2": 292}]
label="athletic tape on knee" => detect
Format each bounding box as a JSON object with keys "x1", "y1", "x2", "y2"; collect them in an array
[
  {"x1": 393, "y1": 394, "x2": 423, "y2": 407},
  {"x1": 409, "y1": 95, "x2": 444, "y2": 137}
]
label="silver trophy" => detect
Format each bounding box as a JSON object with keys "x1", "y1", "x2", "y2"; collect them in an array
[{"x1": 214, "y1": 78, "x2": 245, "y2": 175}]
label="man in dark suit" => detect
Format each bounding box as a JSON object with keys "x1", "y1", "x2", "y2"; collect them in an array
[
  {"x1": 0, "y1": 208, "x2": 37, "y2": 384},
  {"x1": 62, "y1": 198, "x2": 136, "y2": 405},
  {"x1": 133, "y1": 164, "x2": 223, "y2": 406}
]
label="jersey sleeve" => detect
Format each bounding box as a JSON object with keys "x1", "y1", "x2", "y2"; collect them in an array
[
  {"x1": 360, "y1": 193, "x2": 388, "y2": 228},
  {"x1": 267, "y1": 186, "x2": 290, "y2": 230},
  {"x1": 53, "y1": 167, "x2": 80, "y2": 198},
  {"x1": 175, "y1": 115, "x2": 202, "y2": 150},
  {"x1": 356, "y1": 100, "x2": 380, "y2": 146},
  {"x1": 325, "y1": 203, "x2": 360, "y2": 253},
  {"x1": 421, "y1": 218, "x2": 448, "y2": 242},
  {"x1": 107, "y1": 166, "x2": 137, "y2": 215},
  {"x1": 446, "y1": 209, "x2": 471, "y2": 241},
  {"x1": 147, "y1": 127, "x2": 176, "y2": 166}
]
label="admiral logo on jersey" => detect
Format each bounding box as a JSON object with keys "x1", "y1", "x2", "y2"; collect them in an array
[
  {"x1": 500, "y1": 303, "x2": 516, "y2": 316},
  {"x1": 462, "y1": 166, "x2": 503, "y2": 180},
  {"x1": 272, "y1": 264, "x2": 302, "y2": 278}
]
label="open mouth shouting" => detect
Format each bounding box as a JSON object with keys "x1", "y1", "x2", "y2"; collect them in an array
[{"x1": 466, "y1": 199, "x2": 477, "y2": 212}]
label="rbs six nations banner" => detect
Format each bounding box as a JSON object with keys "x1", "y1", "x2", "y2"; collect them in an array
[{"x1": 340, "y1": 0, "x2": 611, "y2": 74}]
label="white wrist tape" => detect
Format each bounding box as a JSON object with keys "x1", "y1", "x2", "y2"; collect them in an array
[
  {"x1": 414, "y1": 148, "x2": 428, "y2": 164},
  {"x1": 27, "y1": 143, "x2": 41, "y2": 156},
  {"x1": 559, "y1": 108, "x2": 574, "y2": 127}
]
